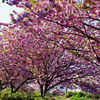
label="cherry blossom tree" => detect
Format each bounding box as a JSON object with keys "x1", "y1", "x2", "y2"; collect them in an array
[
  {"x1": 0, "y1": 35, "x2": 35, "y2": 93},
  {"x1": 0, "y1": 0, "x2": 100, "y2": 97}
]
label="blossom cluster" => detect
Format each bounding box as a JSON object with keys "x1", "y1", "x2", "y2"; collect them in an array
[
  {"x1": 13, "y1": 13, "x2": 29, "y2": 23},
  {"x1": 6, "y1": 0, "x2": 21, "y2": 6}
]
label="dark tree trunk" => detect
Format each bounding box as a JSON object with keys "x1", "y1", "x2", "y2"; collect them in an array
[
  {"x1": 43, "y1": 89, "x2": 47, "y2": 97},
  {"x1": 10, "y1": 82, "x2": 15, "y2": 93},
  {"x1": 14, "y1": 78, "x2": 30, "y2": 93},
  {"x1": 0, "y1": 85, "x2": 2, "y2": 91},
  {"x1": 37, "y1": 80, "x2": 48, "y2": 97},
  {"x1": 0, "y1": 80, "x2": 3, "y2": 91},
  {"x1": 44, "y1": 83, "x2": 48, "y2": 97},
  {"x1": 40, "y1": 84, "x2": 44, "y2": 97},
  {"x1": 66, "y1": 87, "x2": 67, "y2": 94}
]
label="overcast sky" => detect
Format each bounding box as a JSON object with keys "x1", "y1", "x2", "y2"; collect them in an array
[{"x1": 0, "y1": 1, "x2": 23, "y2": 23}]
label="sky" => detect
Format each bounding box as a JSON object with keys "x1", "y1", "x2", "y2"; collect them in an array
[{"x1": 0, "y1": 1, "x2": 24, "y2": 23}]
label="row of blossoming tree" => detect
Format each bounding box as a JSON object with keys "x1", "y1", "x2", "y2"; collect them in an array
[{"x1": 0, "y1": 0, "x2": 100, "y2": 97}]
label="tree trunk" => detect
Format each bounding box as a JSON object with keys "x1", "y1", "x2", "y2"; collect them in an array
[
  {"x1": 10, "y1": 82, "x2": 15, "y2": 93},
  {"x1": 41, "y1": 85, "x2": 48, "y2": 97},
  {"x1": 43, "y1": 90, "x2": 47, "y2": 97},
  {"x1": 0, "y1": 85, "x2": 2, "y2": 91},
  {"x1": 65, "y1": 87, "x2": 67, "y2": 94},
  {"x1": 43, "y1": 85, "x2": 48, "y2": 97},
  {"x1": 40, "y1": 84, "x2": 44, "y2": 97},
  {"x1": 0, "y1": 80, "x2": 2, "y2": 91}
]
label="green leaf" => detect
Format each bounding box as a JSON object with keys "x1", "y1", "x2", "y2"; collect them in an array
[
  {"x1": 30, "y1": 0, "x2": 37, "y2": 4},
  {"x1": 28, "y1": 18, "x2": 32, "y2": 21},
  {"x1": 12, "y1": 19, "x2": 16, "y2": 22},
  {"x1": 60, "y1": 0, "x2": 63, "y2": 2},
  {"x1": 86, "y1": 0, "x2": 96, "y2": 5},
  {"x1": 44, "y1": 7, "x2": 48, "y2": 12},
  {"x1": 23, "y1": 60, "x2": 26, "y2": 63},
  {"x1": 98, "y1": 46, "x2": 100, "y2": 49},
  {"x1": 82, "y1": 6, "x2": 91, "y2": 10},
  {"x1": 70, "y1": 50, "x2": 78, "y2": 56},
  {"x1": 33, "y1": 0, "x2": 37, "y2": 5},
  {"x1": 78, "y1": 3, "x2": 81, "y2": 8},
  {"x1": 30, "y1": 0, "x2": 34, "y2": 3},
  {"x1": 9, "y1": 13, "x2": 14, "y2": 16}
]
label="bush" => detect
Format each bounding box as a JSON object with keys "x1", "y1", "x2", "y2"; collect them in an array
[
  {"x1": 94, "y1": 94, "x2": 100, "y2": 99},
  {"x1": 0, "y1": 88, "x2": 56, "y2": 100},
  {"x1": 75, "y1": 91, "x2": 86, "y2": 98},
  {"x1": 0, "y1": 92, "x2": 10, "y2": 100},
  {"x1": 52, "y1": 89, "x2": 65, "y2": 96},
  {"x1": 85, "y1": 94, "x2": 91, "y2": 98},
  {"x1": 0, "y1": 92, "x2": 26, "y2": 100},
  {"x1": 46, "y1": 92, "x2": 53, "y2": 97},
  {"x1": 27, "y1": 95, "x2": 35, "y2": 100},
  {"x1": 71, "y1": 96, "x2": 94, "y2": 100},
  {"x1": 56, "y1": 96, "x2": 61, "y2": 99},
  {"x1": 34, "y1": 91, "x2": 40, "y2": 97},
  {"x1": 65, "y1": 91, "x2": 76, "y2": 98}
]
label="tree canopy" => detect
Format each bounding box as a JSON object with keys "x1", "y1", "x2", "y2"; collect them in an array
[{"x1": 0, "y1": 0, "x2": 100, "y2": 97}]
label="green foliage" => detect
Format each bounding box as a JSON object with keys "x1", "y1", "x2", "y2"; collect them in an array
[
  {"x1": 34, "y1": 91, "x2": 41, "y2": 97},
  {"x1": 5, "y1": 89, "x2": 11, "y2": 92},
  {"x1": 65, "y1": 91, "x2": 76, "y2": 98},
  {"x1": 26, "y1": 95, "x2": 35, "y2": 100},
  {"x1": 98, "y1": 46, "x2": 100, "y2": 49},
  {"x1": 46, "y1": 92, "x2": 53, "y2": 97},
  {"x1": 56, "y1": 96, "x2": 61, "y2": 99},
  {"x1": 82, "y1": 6, "x2": 91, "y2": 10},
  {"x1": 85, "y1": 94, "x2": 91, "y2": 98},
  {"x1": 65, "y1": 91, "x2": 96, "y2": 100},
  {"x1": 30, "y1": 0, "x2": 36, "y2": 4},
  {"x1": 1, "y1": 88, "x2": 11, "y2": 93},
  {"x1": 71, "y1": 96, "x2": 95, "y2": 100},
  {"x1": 44, "y1": 7, "x2": 48, "y2": 12},
  {"x1": 1, "y1": 89, "x2": 100, "y2": 100},
  {"x1": 94, "y1": 94, "x2": 100, "y2": 99},
  {"x1": 75, "y1": 91, "x2": 86, "y2": 98},
  {"x1": 70, "y1": 92, "x2": 98, "y2": 100},
  {"x1": 0, "y1": 89, "x2": 56, "y2": 100},
  {"x1": 0, "y1": 92, "x2": 25, "y2": 100},
  {"x1": 70, "y1": 50, "x2": 78, "y2": 56}
]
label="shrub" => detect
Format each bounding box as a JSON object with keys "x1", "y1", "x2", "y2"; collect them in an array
[
  {"x1": 46, "y1": 92, "x2": 53, "y2": 97},
  {"x1": 4, "y1": 88, "x2": 11, "y2": 92},
  {"x1": 52, "y1": 89, "x2": 65, "y2": 96},
  {"x1": 0, "y1": 91, "x2": 26, "y2": 100},
  {"x1": 0, "y1": 88, "x2": 56, "y2": 100},
  {"x1": 85, "y1": 94, "x2": 91, "y2": 98},
  {"x1": 34, "y1": 91, "x2": 40, "y2": 97},
  {"x1": 0, "y1": 92, "x2": 10, "y2": 100},
  {"x1": 27, "y1": 95, "x2": 35, "y2": 100},
  {"x1": 71, "y1": 96, "x2": 94, "y2": 100},
  {"x1": 56, "y1": 96, "x2": 61, "y2": 99},
  {"x1": 94, "y1": 94, "x2": 100, "y2": 99},
  {"x1": 65, "y1": 91, "x2": 76, "y2": 98},
  {"x1": 75, "y1": 91, "x2": 86, "y2": 98}
]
